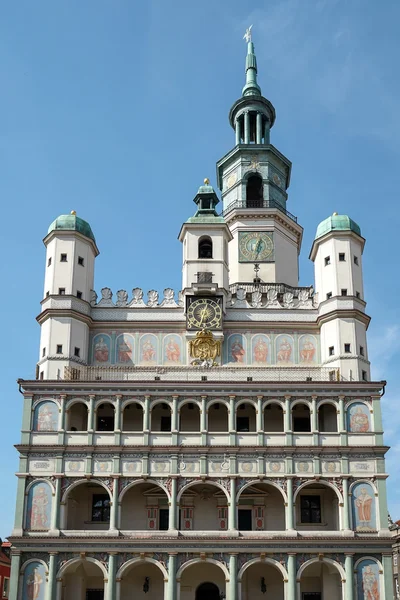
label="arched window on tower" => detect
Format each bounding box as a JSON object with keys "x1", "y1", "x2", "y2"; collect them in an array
[
  {"x1": 198, "y1": 236, "x2": 213, "y2": 259},
  {"x1": 246, "y1": 175, "x2": 263, "y2": 208}
]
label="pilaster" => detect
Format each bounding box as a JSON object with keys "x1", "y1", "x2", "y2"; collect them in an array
[
  {"x1": 13, "y1": 475, "x2": 27, "y2": 535},
  {"x1": 8, "y1": 552, "x2": 21, "y2": 600},
  {"x1": 382, "y1": 553, "x2": 394, "y2": 600},
  {"x1": 21, "y1": 394, "x2": 33, "y2": 444},
  {"x1": 46, "y1": 552, "x2": 58, "y2": 600},
  {"x1": 49, "y1": 475, "x2": 62, "y2": 534},
  {"x1": 311, "y1": 395, "x2": 318, "y2": 445}
]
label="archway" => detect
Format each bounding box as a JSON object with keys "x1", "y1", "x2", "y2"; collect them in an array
[
  {"x1": 180, "y1": 402, "x2": 200, "y2": 431},
  {"x1": 122, "y1": 402, "x2": 143, "y2": 431},
  {"x1": 292, "y1": 403, "x2": 311, "y2": 432},
  {"x1": 208, "y1": 402, "x2": 229, "y2": 432},
  {"x1": 196, "y1": 582, "x2": 220, "y2": 600},
  {"x1": 179, "y1": 482, "x2": 228, "y2": 531},
  {"x1": 236, "y1": 402, "x2": 256, "y2": 432},
  {"x1": 263, "y1": 402, "x2": 284, "y2": 432},
  {"x1": 299, "y1": 560, "x2": 343, "y2": 600},
  {"x1": 246, "y1": 174, "x2": 263, "y2": 207},
  {"x1": 59, "y1": 558, "x2": 105, "y2": 600},
  {"x1": 66, "y1": 402, "x2": 88, "y2": 431},
  {"x1": 64, "y1": 482, "x2": 111, "y2": 531},
  {"x1": 240, "y1": 561, "x2": 285, "y2": 600},
  {"x1": 237, "y1": 482, "x2": 285, "y2": 531},
  {"x1": 119, "y1": 560, "x2": 165, "y2": 600},
  {"x1": 120, "y1": 482, "x2": 169, "y2": 531},
  {"x1": 198, "y1": 236, "x2": 213, "y2": 259},
  {"x1": 318, "y1": 403, "x2": 338, "y2": 432},
  {"x1": 151, "y1": 403, "x2": 172, "y2": 432},
  {"x1": 95, "y1": 402, "x2": 115, "y2": 431},
  {"x1": 295, "y1": 483, "x2": 340, "y2": 531}
]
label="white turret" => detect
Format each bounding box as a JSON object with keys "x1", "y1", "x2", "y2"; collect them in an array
[{"x1": 37, "y1": 211, "x2": 99, "y2": 380}]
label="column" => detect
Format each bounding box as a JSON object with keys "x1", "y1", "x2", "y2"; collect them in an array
[
  {"x1": 264, "y1": 121, "x2": 270, "y2": 145},
  {"x1": 58, "y1": 394, "x2": 66, "y2": 444},
  {"x1": 8, "y1": 552, "x2": 21, "y2": 600},
  {"x1": 88, "y1": 394, "x2": 95, "y2": 444},
  {"x1": 56, "y1": 578, "x2": 63, "y2": 600},
  {"x1": 235, "y1": 118, "x2": 241, "y2": 145},
  {"x1": 342, "y1": 477, "x2": 350, "y2": 530},
  {"x1": 143, "y1": 395, "x2": 150, "y2": 444},
  {"x1": 201, "y1": 395, "x2": 207, "y2": 444},
  {"x1": 21, "y1": 393, "x2": 33, "y2": 444},
  {"x1": 284, "y1": 395, "x2": 292, "y2": 445},
  {"x1": 244, "y1": 111, "x2": 250, "y2": 144},
  {"x1": 110, "y1": 477, "x2": 119, "y2": 531},
  {"x1": 372, "y1": 395, "x2": 384, "y2": 445},
  {"x1": 338, "y1": 395, "x2": 347, "y2": 444},
  {"x1": 287, "y1": 554, "x2": 296, "y2": 600},
  {"x1": 50, "y1": 476, "x2": 62, "y2": 532},
  {"x1": 229, "y1": 395, "x2": 236, "y2": 445},
  {"x1": 228, "y1": 477, "x2": 236, "y2": 530},
  {"x1": 256, "y1": 112, "x2": 262, "y2": 144},
  {"x1": 311, "y1": 395, "x2": 318, "y2": 445},
  {"x1": 116, "y1": 578, "x2": 122, "y2": 600},
  {"x1": 12, "y1": 476, "x2": 27, "y2": 535},
  {"x1": 171, "y1": 395, "x2": 178, "y2": 445},
  {"x1": 229, "y1": 554, "x2": 238, "y2": 600},
  {"x1": 46, "y1": 552, "x2": 58, "y2": 600},
  {"x1": 166, "y1": 553, "x2": 177, "y2": 600},
  {"x1": 257, "y1": 395, "x2": 263, "y2": 446},
  {"x1": 169, "y1": 477, "x2": 177, "y2": 530},
  {"x1": 344, "y1": 553, "x2": 354, "y2": 600},
  {"x1": 114, "y1": 395, "x2": 122, "y2": 444},
  {"x1": 286, "y1": 477, "x2": 294, "y2": 530},
  {"x1": 107, "y1": 553, "x2": 117, "y2": 600}
]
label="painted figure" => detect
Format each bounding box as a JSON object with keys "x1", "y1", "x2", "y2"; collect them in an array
[
  {"x1": 26, "y1": 566, "x2": 43, "y2": 600},
  {"x1": 362, "y1": 564, "x2": 380, "y2": 600},
  {"x1": 350, "y1": 405, "x2": 370, "y2": 432},
  {"x1": 142, "y1": 338, "x2": 156, "y2": 362},
  {"x1": 165, "y1": 337, "x2": 181, "y2": 363},
  {"x1": 277, "y1": 338, "x2": 292, "y2": 363},
  {"x1": 300, "y1": 338, "x2": 316, "y2": 363},
  {"x1": 94, "y1": 336, "x2": 109, "y2": 362},
  {"x1": 230, "y1": 338, "x2": 245, "y2": 363},
  {"x1": 36, "y1": 403, "x2": 57, "y2": 431},
  {"x1": 117, "y1": 337, "x2": 132, "y2": 363},
  {"x1": 355, "y1": 487, "x2": 374, "y2": 529},
  {"x1": 29, "y1": 485, "x2": 49, "y2": 530},
  {"x1": 253, "y1": 336, "x2": 268, "y2": 363}
]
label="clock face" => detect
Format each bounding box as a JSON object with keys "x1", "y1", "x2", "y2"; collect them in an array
[
  {"x1": 239, "y1": 231, "x2": 274, "y2": 263},
  {"x1": 186, "y1": 297, "x2": 223, "y2": 330}
]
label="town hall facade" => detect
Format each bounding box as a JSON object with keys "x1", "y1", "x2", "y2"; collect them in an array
[{"x1": 8, "y1": 31, "x2": 394, "y2": 600}]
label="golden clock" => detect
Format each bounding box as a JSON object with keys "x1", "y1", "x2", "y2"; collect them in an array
[{"x1": 186, "y1": 297, "x2": 223, "y2": 330}]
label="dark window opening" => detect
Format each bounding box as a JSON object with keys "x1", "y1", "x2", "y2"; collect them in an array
[
  {"x1": 78, "y1": 256, "x2": 84, "y2": 266},
  {"x1": 300, "y1": 495, "x2": 321, "y2": 523},
  {"x1": 238, "y1": 509, "x2": 252, "y2": 531},
  {"x1": 354, "y1": 256, "x2": 359, "y2": 265},
  {"x1": 40, "y1": 371, "x2": 44, "y2": 380},
  {"x1": 47, "y1": 257, "x2": 52, "y2": 267},
  {"x1": 97, "y1": 416, "x2": 114, "y2": 431},
  {"x1": 56, "y1": 344, "x2": 63, "y2": 354},
  {"x1": 302, "y1": 593, "x2": 322, "y2": 600},
  {"x1": 74, "y1": 347, "x2": 80, "y2": 357},
  {"x1": 341, "y1": 289, "x2": 347, "y2": 296},
  {"x1": 198, "y1": 236, "x2": 213, "y2": 259},
  {"x1": 339, "y1": 253, "x2": 346, "y2": 261},
  {"x1": 46, "y1": 291, "x2": 50, "y2": 297},
  {"x1": 59, "y1": 288, "x2": 66, "y2": 295},
  {"x1": 356, "y1": 291, "x2": 360, "y2": 298},
  {"x1": 326, "y1": 292, "x2": 332, "y2": 299},
  {"x1": 246, "y1": 175, "x2": 263, "y2": 207},
  {"x1": 324, "y1": 256, "x2": 331, "y2": 266},
  {"x1": 91, "y1": 494, "x2": 110, "y2": 522},
  {"x1": 293, "y1": 417, "x2": 311, "y2": 432},
  {"x1": 329, "y1": 346, "x2": 334, "y2": 356},
  {"x1": 42, "y1": 347, "x2": 46, "y2": 357},
  {"x1": 60, "y1": 253, "x2": 67, "y2": 262},
  {"x1": 237, "y1": 416, "x2": 250, "y2": 432},
  {"x1": 160, "y1": 416, "x2": 171, "y2": 431},
  {"x1": 362, "y1": 370, "x2": 368, "y2": 381},
  {"x1": 76, "y1": 291, "x2": 83, "y2": 299},
  {"x1": 360, "y1": 346, "x2": 364, "y2": 356},
  {"x1": 159, "y1": 508, "x2": 169, "y2": 530},
  {"x1": 344, "y1": 343, "x2": 351, "y2": 353}
]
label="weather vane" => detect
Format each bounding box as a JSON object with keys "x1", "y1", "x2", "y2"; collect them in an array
[{"x1": 243, "y1": 24, "x2": 253, "y2": 43}]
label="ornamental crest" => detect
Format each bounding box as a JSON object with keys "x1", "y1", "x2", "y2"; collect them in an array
[{"x1": 189, "y1": 330, "x2": 221, "y2": 366}]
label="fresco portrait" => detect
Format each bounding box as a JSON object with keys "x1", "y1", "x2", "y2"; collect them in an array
[
  {"x1": 92, "y1": 334, "x2": 111, "y2": 364},
  {"x1": 116, "y1": 334, "x2": 134, "y2": 365},
  {"x1": 299, "y1": 335, "x2": 317, "y2": 364},
  {"x1": 275, "y1": 334, "x2": 294, "y2": 365},
  {"x1": 227, "y1": 334, "x2": 246, "y2": 364},
  {"x1": 348, "y1": 402, "x2": 371, "y2": 433},
  {"x1": 33, "y1": 401, "x2": 58, "y2": 432},
  {"x1": 356, "y1": 559, "x2": 380, "y2": 600},
  {"x1": 251, "y1": 335, "x2": 270, "y2": 364},
  {"x1": 25, "y1": 481, "x2": 52, "y2": 530},
  {"x1": 22, "y1": 561, "x2": 46, "y2": 600},
  {"x1": 352, "y1": 482, "x2": 377, "y2": 532},
  {"x1": 139, "y1": 334, "x2": 158, "y2": 365},
  {"x1": 163, "y1": 334, "x2": 182, "y2": 365}
]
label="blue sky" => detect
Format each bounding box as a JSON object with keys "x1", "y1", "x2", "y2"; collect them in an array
[{"x1": 1, "y1": 0, "x2": 400, "y2": 537}]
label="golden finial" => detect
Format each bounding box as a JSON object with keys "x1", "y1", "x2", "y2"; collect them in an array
[
  {"x1": 204, "y1": 178, "x2": 210, "y2": 185},
  {"x1": 332, "y1": 211, "x2": 338, "y2": 216},
  {"x1": 71, "y1": 210, "x2": 77, "y2": 215}
]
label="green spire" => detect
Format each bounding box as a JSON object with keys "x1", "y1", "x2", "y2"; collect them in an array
[{"x1": 242, "y1": 36, "x2": 262, "y2": 97}]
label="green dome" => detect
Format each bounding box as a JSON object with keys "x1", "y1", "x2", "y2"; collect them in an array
[
  {"x1": 315, "y1": 213, "x2": 361, "y2": 240},
  {"x1": 47, "y1": 212, "x2": 95, "y2": 242}
]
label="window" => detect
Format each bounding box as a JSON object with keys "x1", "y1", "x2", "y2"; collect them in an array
[
  {"x1": 237, "y1": 416, "x2": 250, "y2": 432},
  {"x1": 246, "y1": 174, "x2": 263, "y2": 207},
  {"x1": 339, "y1": 253, "x2": 345, "y2": 261},
  {"x1": 324, "y1": 256, "x2": 331, "y2": 266},
  {"x1": 60, "y1": 253, "x2": 67, "y2": 262},
  {"x1": 238, "y1": 509, "x2": 253, "y2": 530},
  {"x1": 354, "y1": 255, "x2": 359, "y2": 265},
  {"x1": 76, "y1": 291, "x2": 82, "y2": 299},
  {"x1": 356, "y1": 291, "x2": 361, "y2": 298},
  {"x1": 360, "y1": 346, "x2": 364, "y2": 356},
  {"x1": 97, "y1": 416, "x2": 114, "y2": 431},
  {"x1": 344, "y1": 343, "x2": 351, "y2": 353},
  {"x1": 198, "y1": 236, "x2": 213, "y2": 259},
  {"x1": 40, "y1": 371, "x2": 44, "y2": 380},
  {"x1": 160, "y1": 415, "x2": 171, "y2": 431},
  {"x1": 362, "y1": 370, "x2": 368, "y2": 382},
  {"x1": 56, "y1": 344, "x2": 63, "y2": 354},
  {"x1": 78, "y1": 256, "x2": 84, "y2": 266},
  {"x1": 341, "y1": 289, "x2": 347, "y2": 296},
  {"x1": 46, "y1": 291, "x2": 50, "y2": 297},
  {"x1": 300, "y1": 495, "x2": 321, "y2": 523},
  {"x1": 47, "y1": 257, "x2": 52, "y2": 267},
  {"x1": 74, "y1": 347, "x2": 80, "y2": 357},
  {"x1": 326, "y1": 292, "x2": 332, "y2": 299},
  {"x1": 42, "y1": 347, "x2": 46, "y2": 357},
  {"x1": 58, "y1": 288, "x2": 66, "y2": 295},
  {"x1": 329, "y1": 370, "x2": 337, "y2": 381},
  {"x1": 159, "y1": 508, "x2": 169, "y2": 530},
  {"x1": 3, "y1": 577, "x2": 9, "y2": 597},
  {"x1": 91, "y1": 494, "x2": 110, "y2": 522},
  {"x1": 329, "y1": 346, "x2": 334, "y2": 356}
]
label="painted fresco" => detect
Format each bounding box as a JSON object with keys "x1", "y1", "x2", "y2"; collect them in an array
[
  {"x1": 348, "y1": 402, "x2": 371, "y2": 432},
  {"x1": 116, "y1": 334, "x2": 134, "y2": 364},
  {"x1": 139, "y1": 334, "x2": 158, "y2": 365},
  {"x1": 227, "y1": 334, "x2": 246, "y2": 364},
  {"x1": 299, "y1": 335, "x2": 317, "y2": 364},
  {"x1": 33, "y1": 401, "x2": 58, "y2": 432},
  {"x1": 22, "y1": 561, "x2": 46, "y2": 600},
  {"x1": 275, "y1": 335, "x2": 294, "y2": 365},
  {"x1": 93, "y1": 334, "x2": 111, "y2": 364},
  {"x1": 25, "y1": 481, "x2": 52, "y2": 530},
  {"x1": 356, "y1": 559, "x2": 380, "y2": 600},
  {"x1": 251, "y1": 335, "x2": 270, "y2": 364},
  {"x1": 352, "y1": 482, "x2": 376, "y2": 532},
  {"x1": 163, "y1": 334, "x2": 183, "y2": 365}
]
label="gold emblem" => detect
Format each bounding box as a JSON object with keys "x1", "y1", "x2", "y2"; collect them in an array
[{"x1": 189, "y1": 330, "x2": 221, "y2": 366}]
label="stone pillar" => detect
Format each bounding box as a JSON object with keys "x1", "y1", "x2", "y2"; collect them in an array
[
  {"x1": 286, "y1": 477, "x2": 294, "y2": 530},
  {"x1": 114, "y1": 395, "x2": 122, "y2": 444},
  {"x1": 244, "y1": 111, "x2": 250, "y2": 144},
  {"x1": 382, "y1": 552, "x2": 395, "y2": 600},
  {"x1": 58, "y1": 394, "x2": 67, "y2": 444},
  {"x1": 171, "y1": 395, "x2": 178, "y2": 445},
  {"x1": 166, "y1": 553, "x2": 177, "y2": 600},
  {"x1": 21, "y1": 393, "x2": 33, "y2": 444},
  {"x1": 107, "y1": 553, "x2": 117, "y2": 600},
  {"x1": 56, "y1": 578, "x2": 63, "y2": 600},
  {"x1": 264, "y1": 121, "x2": 270, "y2": 144},
  {"x1": 284, "y1": 395, "x2": 292, "y2": 445},
  {"x1": 88, "y1": 394, "x2": 95, "y2": 444},
  {"x1": 256, "y1": 112, "x2": 262, "y2": 144},
  {"x1": 116, "y1": 578, "x2": 122, "y2": 600},
  {"x1": 229, "y1": 395, "x2": 236, "y2": 445},
  {"x1": 344, "y1": 553, "x2": 354, "y2": 600},
  {"x1": 229, "y1": 554, "x2": 238, "y2": 600},
  {"x1": 338, "y1": 395, "x2": 347, "y2": 444},
  {"x1": 342, "y1": 477, "x2": 351, "y2": 530},
  {"x1": 287, "y1": 553, "x2": 296, "y2": 600},
  {"x1": 110, "y1": 477, "x2": 119, "y2": 531},
  {"x1": 311, "y1": 395, "x2": 318, "y2": 445},
  {"x1": 12, "y1": 476, "x2": 27, "y2": 535},
  {"x1": 50, "y1": 476, "x2": 62, "y2": 533},
  {"x1": 257, "y1": 395, "x2": 263, "y2": 446},
  {"x1": 228, "y1": 477, "x2": 236, "y2": 530},
  {"x1": 169, "y1": 477, "x2": 177, "y2": 530},
  {"x1": 201, "y1": 395, "x2": 207, "y2": 444},
  {"x1": 372, "y1": 395, "x2": 384, "y2": 445},
  {"x1": 235, "y1": 118, "x2": 241, "y2": 145},
  {"x1": 143, "y1": 395, "x2": 150, "y2": 444},
  {"x1": 46, "y1": 552, "x2": 58, "y2": 600},
  {"x1": 8, "y1": 552, "x2": 21, "y2": 600}
]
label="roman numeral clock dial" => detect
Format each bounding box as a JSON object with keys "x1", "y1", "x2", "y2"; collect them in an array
[{"x1": 186, "y1": 297, "x2": 223, "y2": 330}]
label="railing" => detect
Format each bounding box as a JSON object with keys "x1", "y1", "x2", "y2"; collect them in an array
[
  {"x1": 229, "y1": 282, "x2": 314, "y2": 297},
  {"x1": 222, "y1": 199, "x2": 298, "y2": 223},
  {"x1": 64, "y1": 365, "x2": 341, "y2": 383}
]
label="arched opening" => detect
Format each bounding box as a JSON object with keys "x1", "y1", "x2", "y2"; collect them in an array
[
  {"x1": 180, "y1": 562, "x2": 226, "y2": 600},
  {"x1": 295, "y1": 484, "x2": 339, "y2": 531},
  {"x1": 120, "y1": 482, "x2": 169, "y2": 531},
  {"x1": 237, "y1": 483, "x2": 285, "y2": 531},
  {"x1": 292, "y1": 403, "x2": 311, "y2": 432},
  {"x1": 300, "y1": 561, "x2": 343, "y2": 600},
  {"x1": 95, "y1": 402, "x2": 114, "y2": 431},
  {"x1": 208, "y1": 403, "x2": 228, "y2": 432},
  {"x1": 180, "y1": 403, "x2": 200, "y2": 431},
  {"x1": 122, "y1": 402, "x2": 143, "y2": 431},
  {"x1": 236, "y1": 403, "x2": 256, "y2": 432},
  {"x1": 318, "y1": 403, "x2": 338, "y2": 432},
  {"x1": 263, "y1": 403, "x2": 284, "y2": 432},
  {"x1": 179, "y1": 483, "x2": 228, "y2": 531},
  {"x1": 120, "y1": 561, "x2": 164, "y2": 600},
  {"x1": 246, "y1": 175, "x2": 263, "y2": 208},
  {"x1": 66, "y1": 402, "x2": 88, "y2": 431},
  {"x1": 198, "y1": 236, "x2": 213, "y2": 259},
  {"x1": 151, "y1": 403, "x2": 171, "y2": 432},
  {"x1": 241, "y1": 562, "x2": 284, "y2": 600},
  {"x1": 65, "y1": 482, "x2": 111, "y2": 531},
  {"x1": 60, "y1": 559, "x2": 105, "y2": 600}
]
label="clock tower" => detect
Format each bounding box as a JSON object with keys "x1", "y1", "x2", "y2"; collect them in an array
[{"x1": 216, "y1": 32, "x2": 303, "y2": 287}]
